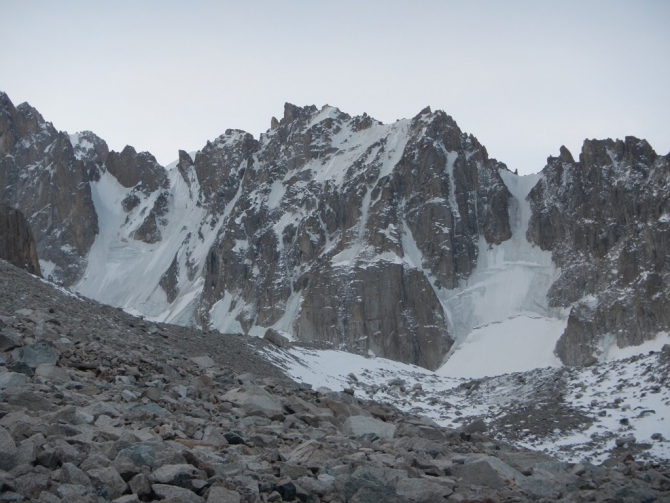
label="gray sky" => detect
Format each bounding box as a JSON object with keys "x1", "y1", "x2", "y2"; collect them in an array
[{"x1": 1, "y1": 0, "x2": 668, "y2": 174}]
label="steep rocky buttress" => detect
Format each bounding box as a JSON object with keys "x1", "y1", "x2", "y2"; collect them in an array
[
  {"x1": 527, "y1": 139, "x2": 670, "y2": 365},
  {"x1": 0, "y1": 204, "x2": 41, "y2": 276}
]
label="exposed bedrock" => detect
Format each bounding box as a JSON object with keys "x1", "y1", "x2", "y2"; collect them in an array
[
  {"x1": 296, "y1": 262, "x2": 452, "y2": 371},
  {"x1": 199, "y1": 103, "x2": 512, "y2": 369},
  {"x1": 528, "y1": 138, "x2": 670, "y2": 365},
  {"x1": 0, "y1": 204, "x2": 41, "y2": 276},
  {"x1": 0, "y1": 92, "x2": 99, "y2": 284}
]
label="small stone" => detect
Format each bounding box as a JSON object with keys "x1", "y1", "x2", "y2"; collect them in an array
[
  {"x1": 0, "y1": 334, "x2": 20, "y2": 352},
  {"x1": 112, "y1": 495, "x2": 140, "y2": 503},
  {"x1": 615, "y1": 435, "x2": 636, "y2": 447},
  {"x1": 121, "y1": 389, "x2": 138, "y2": 402},
  {"x1": 223, "y1": 432, "x2": 246, "y2": 445},
  {"x1": 275, "y1": 480, "x2": 297, "y2": 501},
  {"x1": 267, "y1": 491, "x2": 282, "y2": 502}
]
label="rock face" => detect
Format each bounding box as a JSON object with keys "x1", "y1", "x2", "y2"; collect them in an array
[
  {"x1": 198, "y1": 104, "x2": 512, "y2": 369},
  {"x1": 0, "y1": 204, "x2": 41, "y2": 275},
  {"x1": 0, "y1": 92, "x2": 174, "y2": 284},
  {"x1": 0, "y1": 92, "x2": 99, "y2": 284},
  {"x1": 527, "y1": 139, "x2": 670, "y2": 365}
]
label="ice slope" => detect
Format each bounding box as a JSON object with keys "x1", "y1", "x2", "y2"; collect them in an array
[
  {"x1": 73, "y1": 166, "x2": 220, "y2": 326},
  {"x1": 265, "y1": 336, "x2": 670, "y2": 465},
  {"x1": 433, "y1": 171, "x2": 566, "y2": 377}
]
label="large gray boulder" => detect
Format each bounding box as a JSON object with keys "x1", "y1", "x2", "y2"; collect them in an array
[
  {"x1": 14, "y1": 342, "x2": 59, "y2": 368},
  {"x1": 222, "y1": 384, "x2": 285, "y2": 420},
  {"x1": 152, "y1": 484, "x2": 205, "y2": 503},
  {"x1": 450, "y1": 459, "x2": 507, "y2": 489},
  {"x1": 342, "y1": 416, "x2": 396, "y2": 440},
  {"x1": 86, "y1": 466, "x2": 127, "y2": 500}
]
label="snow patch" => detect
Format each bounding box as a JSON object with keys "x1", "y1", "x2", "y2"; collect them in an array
[
  {"x1": 606, "y1": 331, "x2": 670, "y2": 361},
  {"x1": 437, "y1": 315, "x2": 564, "y2": 378}
]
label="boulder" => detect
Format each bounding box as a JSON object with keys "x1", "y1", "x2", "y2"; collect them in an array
[
  {"x1": 263, "y1": 328, "x2": 290, "y2": 347},
  {"x1": 342, "y1": 416, "x2": 396, "y2": 440},
  {"x1": 86, "y1": 466, "x2": 127, "y2": 500},
  {"x1": 190, "y1": 355, "x2": 216, "y2": 369},
  {"x1": 0, "y1": 371, "x2": 28, "y2": 389},
  {"x1": 207, "y1": 486, "x2": 241, "y2": 503},
  {"x1": 15, "y1": 342, "x2": 59, "y2": 368},
  {"x1": 61, "y1": 462, "x2": 92, "y2": 487},
  {"x1": 395, "y1": 477, "x2": 453, "y2": 502},
  {"x1": 152, "y1": 484, "x2": 205, "y2": 503},
  {"x1": 0, "y1": 426, "x2": 17, "y2": 471},
  {"x1": 34, "y1": 364, "x2": 71, "y2": 384},
  {"x1": 222, "y1": 384, "x2": 285, "y2": 420},
  {"x1": 450, "y1": 459, "x2": 506, "y2": 489},
  {"x1": 150, "y1": 463, "x2": 204, "y2": 486}
]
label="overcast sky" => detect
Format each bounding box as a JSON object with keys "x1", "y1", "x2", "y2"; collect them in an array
[{"x1": 1, "y1": 1, "x2": 668, "y2": 174}]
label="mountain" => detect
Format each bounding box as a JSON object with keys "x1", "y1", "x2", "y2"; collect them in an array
[{"x1": 1, "y1": 91, "x2": 669, "y2": 372}]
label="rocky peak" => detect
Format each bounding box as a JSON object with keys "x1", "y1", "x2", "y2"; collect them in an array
[
  {"x1": 106, "y1": 145, "x2": 167, "y2": 192},
  {"x1": 0, "y1": 92, "x2": 98, "y2": 285},
  {"x1": 193, "y1": 130, "x2": 259, "y2": 212},
  {"x1": 580, "y1": 136, "x2": 658, "y2": 171},
  {"x1": 176, "y1": 149, "x2": 194, "y2": 187},
  {"x1": 558, "y1": 145, "x2": 575, "y2": 163},
  {"x1": 281, "y1": 102, "x2": 318, "y2": 126},
  {"x1": 527, "y1": 138, "x2": 670, "y2": 365},
  {"x1": 69, "y1": 130, "x2": 110, "y2": 181},
  {"x1": 15, "y1": 102, "x2": 47, "y2": 133}
]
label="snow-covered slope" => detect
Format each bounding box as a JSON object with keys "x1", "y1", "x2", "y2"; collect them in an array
[{"x1": 265, "y1": 338, "x2": 670, "y2": 465}]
